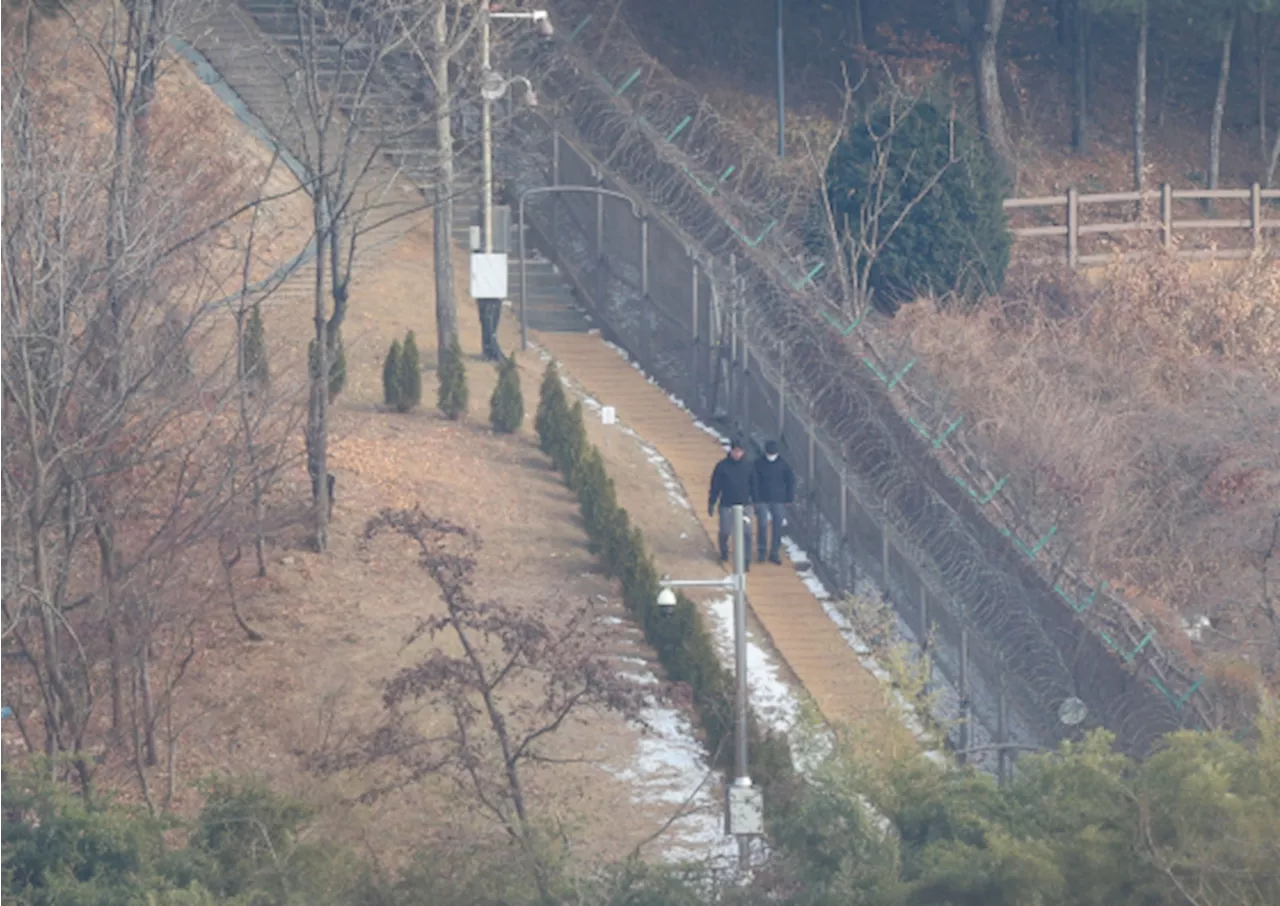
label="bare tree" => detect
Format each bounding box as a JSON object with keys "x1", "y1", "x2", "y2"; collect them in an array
[
  {"x1": 2, "y1": 0, "x2": 303, "y2": 791},
  {"x1": 309, "y1": 508, "x2": 644, "y2": 897},
  {"x1": 270, "y1": 0, "x2": 443, "y2": 552},
  {"x1": 391, "y1": 0, "x2": 486, "y2": 365}
]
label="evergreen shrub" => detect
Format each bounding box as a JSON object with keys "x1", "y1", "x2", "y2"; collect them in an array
[
  {"x1": 241, "y1": 304, "x2": 269, "y2": 388},
  {"x1": 489, "y1": 354, "x2": 524, "y2": 434},
  {"x1": 399, "y1": 331, "x2": 422, "y2": 411},
  {"x1": 383, "y1": 339, "x2": 402, "y2": 409},
  {"x1": 535, "y1": 359, "x2": 794, "y2": 790},
  {"x1": 815, "y1": 95, "x2": 1011, "y2": 313},
  {"x1": 308, "y1": 331, "x2": 347, "y2": 402},
  {"x1": 437, "y1": 335, "x2": 468, "y2": 420}
]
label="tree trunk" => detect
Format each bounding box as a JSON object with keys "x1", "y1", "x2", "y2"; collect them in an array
[
  {"x1": 958, "y1": 0, "x2": 1013, "y2": 178},
  {"x1": 1071, "y1": 0, "x2": 1089, "y2": 153},
  {"x1": 1267, "y1": 127, "x2": 1280, "y2": 187},
  {"x1": 434, "y1": 5, "x2": 458, "y2": 365},
  {"x1": 1134, "y1": 0, "x2": 1149, "y2": 205},
  {"x1": 139, "y1": 640, "x2": 156, "y2": 767},
  {"x1": 308, "y1": 210, "x2": 330, "y2": 552},
  {"x1": 851, "y1": 0, "x2": 865, "y2": 48},
  {"x1": 1209, "y1": 12, "x2": 1237, "y2": 191}
]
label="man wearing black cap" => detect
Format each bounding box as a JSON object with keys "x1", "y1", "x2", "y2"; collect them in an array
[
  {"x1": 754, "y1": 440, "x2": 795, "y2": 564},
  {"x1": 708, "y1": 436, "x2": 756, "y2": 568}
]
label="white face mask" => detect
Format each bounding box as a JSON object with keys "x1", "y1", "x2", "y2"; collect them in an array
[{"x1": 766, "y1": 453, "x2": 778, "y2": 462}]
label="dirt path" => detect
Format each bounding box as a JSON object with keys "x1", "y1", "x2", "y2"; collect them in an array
[{"x1": 528, "y1": 333, "x2": 918, "y2": 764}]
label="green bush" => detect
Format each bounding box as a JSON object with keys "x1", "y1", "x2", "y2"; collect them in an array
[
  {"x1": 535, "y1": 360, "x2": 795, "y2": 791},
  {"x1": 308, "y1": 331, "x2": 347, "y2": 402},
  {"x1": 241, "y1": 304, "x2": 269, "y2": 388},
  {"x1": 815, "y1": 95, "x2": 1010, "y2": 312},
  {"x1": 400, "y1": 330, "x2": 422, "y2": 411},
  {"x1": 489, "y1": 353, "x2": 524, "y2": 434},
  {"x1": 436, "y1": 335, "x2": 468, "y2": 420},
  {"x1": 383, "y1": 339, "x2": 403, "y2": 409}
]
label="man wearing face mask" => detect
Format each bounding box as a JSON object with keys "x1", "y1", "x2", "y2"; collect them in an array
[
  {"x1": 753, "y1": 440, "x2": 795, "y2": 565},
  {"x1": 708, "y1": 436, "x2": 756, "y2": 569}
]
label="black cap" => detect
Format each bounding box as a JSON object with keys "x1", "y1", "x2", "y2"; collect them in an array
[
  {"x1": 764, "y1": 440, "x2": 779, "y2": 455},
  {"x1": 729, "y1": 436, "x2": 746, "y2": 451}
]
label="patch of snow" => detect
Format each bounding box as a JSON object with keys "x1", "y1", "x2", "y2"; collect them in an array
[
  {"x1": 1182, "y1": 614, "x2": 1211, "y2": 642},
  {"x1": 602, "y1": 673, "x2": 739, "y2": 869}
]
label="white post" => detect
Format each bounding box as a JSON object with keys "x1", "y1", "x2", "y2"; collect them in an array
[
  {"x1": 731, "y1": 503, "x2": 750, "y2": 871},
  {"x1": 481, "y1": 11, "x2": 493, "y2": 254}
]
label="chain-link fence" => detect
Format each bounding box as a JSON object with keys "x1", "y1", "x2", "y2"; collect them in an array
[{"x1": 499, "y1": 49, "x2": 1202, "y2": 760}]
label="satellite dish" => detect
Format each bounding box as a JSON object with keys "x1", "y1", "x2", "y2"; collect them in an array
[{"x1": 1058, "y1": 697, "x2": 1088, "y2": 726}]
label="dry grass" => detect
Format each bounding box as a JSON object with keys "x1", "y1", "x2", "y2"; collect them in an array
[
  {"x1": 890, "y1": 254, "x2": 1280, "y2": 686},
  {"x1": 3, "y1": 3, "x2": 716, "y2": 871}
]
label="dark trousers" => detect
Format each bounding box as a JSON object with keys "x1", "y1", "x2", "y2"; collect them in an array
[
  {"x1": 478, "y1": 298, "x2": 503, "y2": 361},
  {"x1": 717, "y1": 506, "x2": 752, "y2": 568},
  {"x1": 756, "y1": 502, "x2": 787, "y2": 560}
]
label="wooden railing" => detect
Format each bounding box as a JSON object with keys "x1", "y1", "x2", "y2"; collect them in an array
[{"x1": 1003, "y1": 184, "x2": 1280, "y2": 267}]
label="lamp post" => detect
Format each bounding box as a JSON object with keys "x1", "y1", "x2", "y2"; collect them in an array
[
  {"x1": 473, "y1": 6, "x2": 548, "y2": 360},
  {"x1": 517, "y1": 184, "x2": 639, "y2": 350},
  {"x1": 656, "y1": 504, "x2": 761, "y2": 871},
  {"x1": 776, "y1": 0, "x2": 785, "y2": 158},
  {"x1": 481, "y1": 6, "x2": 551, "y2": 253}
]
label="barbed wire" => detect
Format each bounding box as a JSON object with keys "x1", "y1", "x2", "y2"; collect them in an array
[
  {"x1": 242, "y1": 0, "x2": 1214, "y2": 745},
  {"x1": 509, "y1": 3, "x2": 1215, "y2": 738}
]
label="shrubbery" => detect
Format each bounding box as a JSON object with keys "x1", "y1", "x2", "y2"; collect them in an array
[
  {"x1": 436, "y1": 335, "x2": 468, "y2": 420},
  {"x1": 489, "y1": 353, "x2": 524, "y2": 434},
  {"x1": 535, "y1": 361, "x2": 794, "y2": 789},
  {"x1": 308, "y1": 331, "x2": 347, "y2": 402},
  {"x1": 383, "y1": 331, "x2": 423, "y2": 413},
  {"x1": 400, "y1": 330, "x2": 422, "y2": 410},
  {"x1": 240, "y1": 304, "x2": 269, "y2": 388},
  {"x1": 382, "y1": 338, "x2": 402, "y2": 407},
  {"x1": 814, "y1": 95, "x2": 1010, "y2": 312}
]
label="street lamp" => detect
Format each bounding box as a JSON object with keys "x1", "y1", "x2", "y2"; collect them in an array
[
  {"x1": 517, "y1": 184, "x2": 639, "y2": 350},
  {"x1": 776, "y1": 0, "x2": 785, "y2": 158},
  {"x1": 481, "y1": 6, "x2": 551, "y2": 253},
  {"x1": 473, "y1": 6, "x2": 551, "y2": 360},
  {"x1": 656, "y1": 504, "x2": 761, "y2": 871}
]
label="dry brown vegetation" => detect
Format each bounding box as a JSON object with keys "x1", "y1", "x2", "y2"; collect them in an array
[{"x1": 890, "y1": 255, "x2": 1280, "y2": 689}]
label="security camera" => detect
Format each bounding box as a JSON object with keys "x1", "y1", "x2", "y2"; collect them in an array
[
  {"x1": 656, "y1": 586, "x2": 678, "y2": 615},
  {"x1": 537, "y1": 16, "x2": 554, "y2": 38}
]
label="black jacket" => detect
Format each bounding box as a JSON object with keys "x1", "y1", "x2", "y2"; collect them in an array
[
  {"x1": 709, "y1": 456, "x2": 756, "y2": 510},
  {"x1": 754, "y1": 455, "x2": 796, "y2": 504}
]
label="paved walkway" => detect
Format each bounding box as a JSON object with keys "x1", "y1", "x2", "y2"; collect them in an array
[{"x1": 534, "y1": 333, "x2": 917, "y2": 762}]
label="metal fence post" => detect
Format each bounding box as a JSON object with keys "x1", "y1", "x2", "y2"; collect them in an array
[
  {"x1": 881, "y1": 520, "x2": 890, "y2": 594},
  {"x1": 1066, "y1": 187, "x2": 1079, "y2": 268},
  {"x1": 806, "y1": 419, "x2": 815, "y2": 486},
  {"x1": 919, "y1": 585, "x2": 930, "y2": 697},
  {"x1": 958, "y1": 626, "x2": 971, "y2": 766},
  {"x1": 1161, "y1": 183, "x2": 1173, "y2": 250},
  {"x1": 551, "y1": 128, "x2": 560, "y2": 247},
  {"x1": 1251, "y1": 182, "x2": 1262, "y2": 253},
  {"x1": 777, "y1": 362, "x2": 786, "y2": 439},
  {"x1": 640, "y1": 216, "x2": 649, "y2": 297},
  {"x1": 691, "y1": 259, "x2": 701, "y2": 410},
  {"x1": 595, "y1": 171, "x2": 605, "y2": 307},
  {"x1": 997, "y1": 686, "x2": 1010, "y2": 787}
]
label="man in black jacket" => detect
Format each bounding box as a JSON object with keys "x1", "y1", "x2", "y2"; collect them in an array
[
  {"x1": 754, "y1": 440, "x2": 795, "y2": 564},
  {"x1": 708, "y1": 436, "x2": 756, "y2": 568}
]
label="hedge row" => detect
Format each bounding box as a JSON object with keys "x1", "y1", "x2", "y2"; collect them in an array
[{"x1": 535, "y1": 362, "x2": 795, "y2": 791}]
